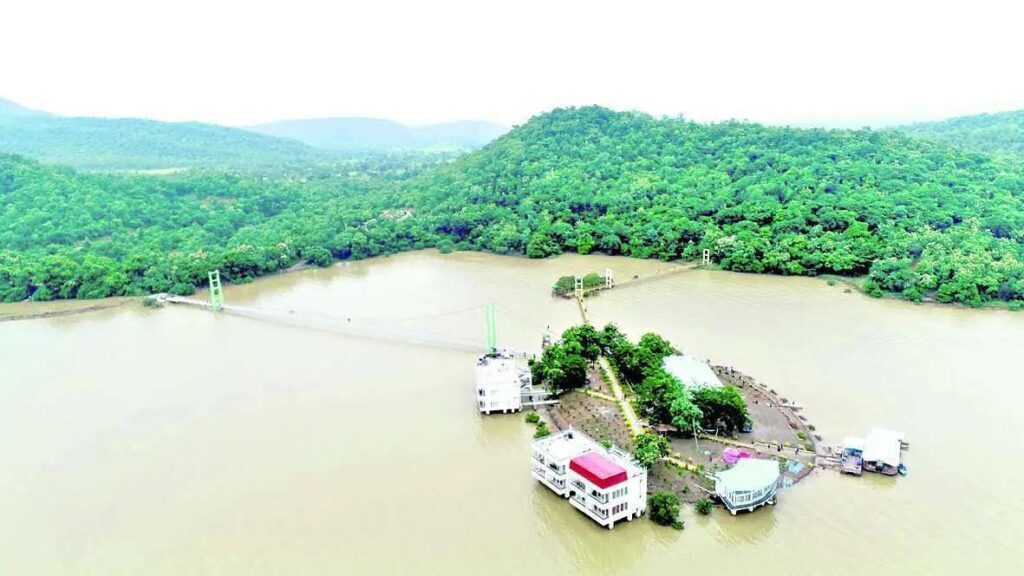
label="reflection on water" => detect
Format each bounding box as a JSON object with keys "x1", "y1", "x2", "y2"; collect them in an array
[{"x1": 1, "y1": 250, "x2": 1022, "y2": 575}]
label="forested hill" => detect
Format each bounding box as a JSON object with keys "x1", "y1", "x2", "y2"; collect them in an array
[
  {"x1": 894, "y1": 110, "x2": 1024, "y2": 156},
  {"x1": 0, "y1": 114, "x2": 324, "y2": 170},
  {"x1": 4, "y1": 106, "x2": 1024, "y2": 308},
  {"x1": 0, "y1": 152, "x2": 447, "y2": 302},
  {"x1": 247, "y1": 118, "x2": 508, "y2": 151},
  {"x1": 398, "y1": 106, "x2": 1024, "y2": 307}
]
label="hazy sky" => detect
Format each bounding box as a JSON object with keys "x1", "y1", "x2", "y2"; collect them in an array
[{"x1": 3, "y1": 0, "x2": 1022, "y2": 128}]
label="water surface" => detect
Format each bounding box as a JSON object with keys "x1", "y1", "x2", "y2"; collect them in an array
[{"x1": 1, "y1": 251, "x2": 1021, "y2": 575}]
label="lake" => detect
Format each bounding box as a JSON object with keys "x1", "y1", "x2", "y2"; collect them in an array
[{"x1": 2, "y1": 250, "x2": 1021, "y2": 575}]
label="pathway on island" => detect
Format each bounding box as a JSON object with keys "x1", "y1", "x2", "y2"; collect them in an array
[
  {"x1": 573, "y1": 292, "x2": 645, "y2": 438},
  {"x1": 598, "y1": 356, "x2": 644, "y2": 438}
]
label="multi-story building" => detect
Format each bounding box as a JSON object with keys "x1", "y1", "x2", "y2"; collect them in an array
[
  {"x1": 532, "y1": 429, "x2": 647, "y2": 529},
  {"x1": 475, "y1": 351, "x2": 528, "y2": 414}
]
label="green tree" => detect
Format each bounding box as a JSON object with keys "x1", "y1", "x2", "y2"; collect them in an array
[
  {"x1": 633, "y1": 433, "x2": 670, "y2": 468},
  {"x1": 649, "y1": 490, "x2": 683, "y2": 529},
  {"x1": 692, "y1": 387, "x2": 748, "y2": 433}
]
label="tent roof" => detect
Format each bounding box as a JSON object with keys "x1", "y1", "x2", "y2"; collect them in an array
[
  {"x1": 863, "y1": 428, "x2": 903, "y2": 467},
  {"x1": 663, "y1": 355, "x2": 723, "y2": 389}
]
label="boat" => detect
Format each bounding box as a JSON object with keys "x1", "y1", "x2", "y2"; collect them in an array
[{"x1": 898, "y1": 463, "x2": 908, "y2": 476}]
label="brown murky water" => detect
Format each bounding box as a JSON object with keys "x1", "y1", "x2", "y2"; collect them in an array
[{"x1": 2, "y1": 251, "x2": 1022, "y2": 575}]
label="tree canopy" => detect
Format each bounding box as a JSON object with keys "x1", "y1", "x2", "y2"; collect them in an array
[
  {"x1": 894, "y1": 109, "x2": 1024, "y2": 157},
  {"x1": 4, "y1": 105, "x2": 1024, "y2": 308},
  {"x1": 400, "y1": 107, "x2": 1024, "y2": 307}
]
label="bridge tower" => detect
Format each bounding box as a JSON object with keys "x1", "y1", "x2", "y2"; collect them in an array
[
  {"x1": 604, "y1": 268, "x2": 614, "y2": 289},
  {"x1": 702, "y1": 249, "x2": 711, "y2": 267},
  {"x1": 485, "y1": 302, "x2": 497, "y2": 354},
  {"x1": 208, "y1": 270, "x2": 224, "y2": 312},
  {"x1": 574, "y1": 276, "x2": 584, "y2": 299}
]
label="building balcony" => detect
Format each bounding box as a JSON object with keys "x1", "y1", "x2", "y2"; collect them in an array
[
  {"x1": 532, "y1": 468, "x2": 566, "y2": 495},
  {"x1": 569, "y1": 493, "x2": 610, "y2": 524},
  {"x1": 571, "y1": 479, "x2": 608, "y2": 503},
  {"x1": 532, "y1": 454, "x2": 565, "y2": 474}
]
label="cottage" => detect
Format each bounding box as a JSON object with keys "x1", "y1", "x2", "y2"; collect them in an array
[
  {"x1": 475, "y1": 351, "x2": 528, "y2": 414},
  {"x1": 714, "y1": 458, "x2": 780, "y2": 515},
  {"x1": 532, "y1": 429, "x2": 648, "y2": 529},
  {"x1": 862, "y1": 428, "x2": 904, "y2": 475},
  {"x1": 662, "y1": 354, "x2": 723, "y2": 390}
]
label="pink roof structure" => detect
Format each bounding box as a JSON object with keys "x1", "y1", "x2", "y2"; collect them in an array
[{"x1": 570, "y1": 452, "x2": 627, "y2": 489}]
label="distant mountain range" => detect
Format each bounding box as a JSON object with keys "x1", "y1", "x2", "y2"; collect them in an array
[
  {"x1": 246, "y1": 117, "x2": 509, "y2": 151},
  {"x1": 891, "y1": 110, "x2": 1024, "y2": 157},
  {"x1": 0, "y1": 97, "x2": 324, "y2": 170},
  {"x1": 0, "y1": 96, "x2": 49, "y2": 118},
  {"x1": 0, "y1": 96, "x2": 508, "y2": 170},
  {"x1": 4, "y1": 93, "x2": 1023, "y2": 171}
]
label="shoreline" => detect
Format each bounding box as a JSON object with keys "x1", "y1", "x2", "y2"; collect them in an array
[
  {"x1": 5, "y1": 249, "x2": 1018, "y2": 320},
  {"x1": 0, "y1": 297, "x2": 136, "y2": 322}
]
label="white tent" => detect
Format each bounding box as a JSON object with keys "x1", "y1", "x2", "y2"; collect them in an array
[{"x1": 662, "y1": 355, "x2": 723, "y2": 390}]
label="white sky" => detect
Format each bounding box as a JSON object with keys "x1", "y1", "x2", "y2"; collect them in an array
[{"x1": 2, "y1": 0, "x2": 1022, "y2": 128}]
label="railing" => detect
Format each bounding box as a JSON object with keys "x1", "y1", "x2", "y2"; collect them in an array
[
  {"x1": 533, "y1": 468, "x2": 565, "y2": 489},
  {"x1": 723, "y1": 487, "x2": 776, "y2": 510},
  {"x1": 571, "y1": 479, "x2": 609, "y2": 503},
  {"x1": 570, "y1": 490, "x2": 610, "y2": 519}
]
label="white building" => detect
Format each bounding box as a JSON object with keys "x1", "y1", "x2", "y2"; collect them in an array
[
  {"x1": 532, "y1": 429, "x2": 648, "y2": 529},
  {"x1": 663, "y1": 354, "x2": 723, "y2": 390},
  {"x1": 475, "y1": 351, "x2": 529, "y2": 414},
  {"x1": 714, "y1": 458, "x2": 780, "y2": 515},
  {"x1": 862, "y1": 428, "x2": 904, "y2": 475}
]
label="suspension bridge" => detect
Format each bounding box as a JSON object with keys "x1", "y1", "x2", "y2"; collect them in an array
[
  {"x1": 158, "y1": 272, "x2": 521, "y2": 354},
  {"x1": 158, "y1": 257, "x2": 707, "y2": 353}
]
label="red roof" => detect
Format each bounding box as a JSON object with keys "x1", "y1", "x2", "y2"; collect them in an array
[{"x1": 570, "y1": 452, "x2": 627, "y2": 489}]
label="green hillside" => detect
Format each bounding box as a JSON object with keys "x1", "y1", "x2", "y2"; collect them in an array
[
  {"x1": 3, "y1": 106, "x2": 1024, "y2": 308},
  {"x1": 894, "y1": 110, "x2": 1024, "y2": 156},
  {"x1": 247, "y1": 117, "x2": 508, "y2": 151},
  {"x1": 0, "y1": 114, "x2": 324, "y2": 170},
  {"x1": 396, "y1": 107, "x2": 1024, "y2": 307},
  {"x1": 0, "y1": 152, "x2": 447, "y2": 301}
]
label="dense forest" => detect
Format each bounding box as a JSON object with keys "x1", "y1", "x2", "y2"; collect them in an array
[
  {"x1": 0, "y1": 152, "x2": 452, "y2": 301},
  {"x1": 3, "y1": 106, "x2": 1024, "y2": 308},
  {"x1": 894, "y1": 110, "x2": 1024, "y2": 157},
  {"x1": 397, "y1": 107, "x2": 1024, "y2": 307},
  {"x1": 0, "y1": 115, "x2": 326, "y2": 170}
]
